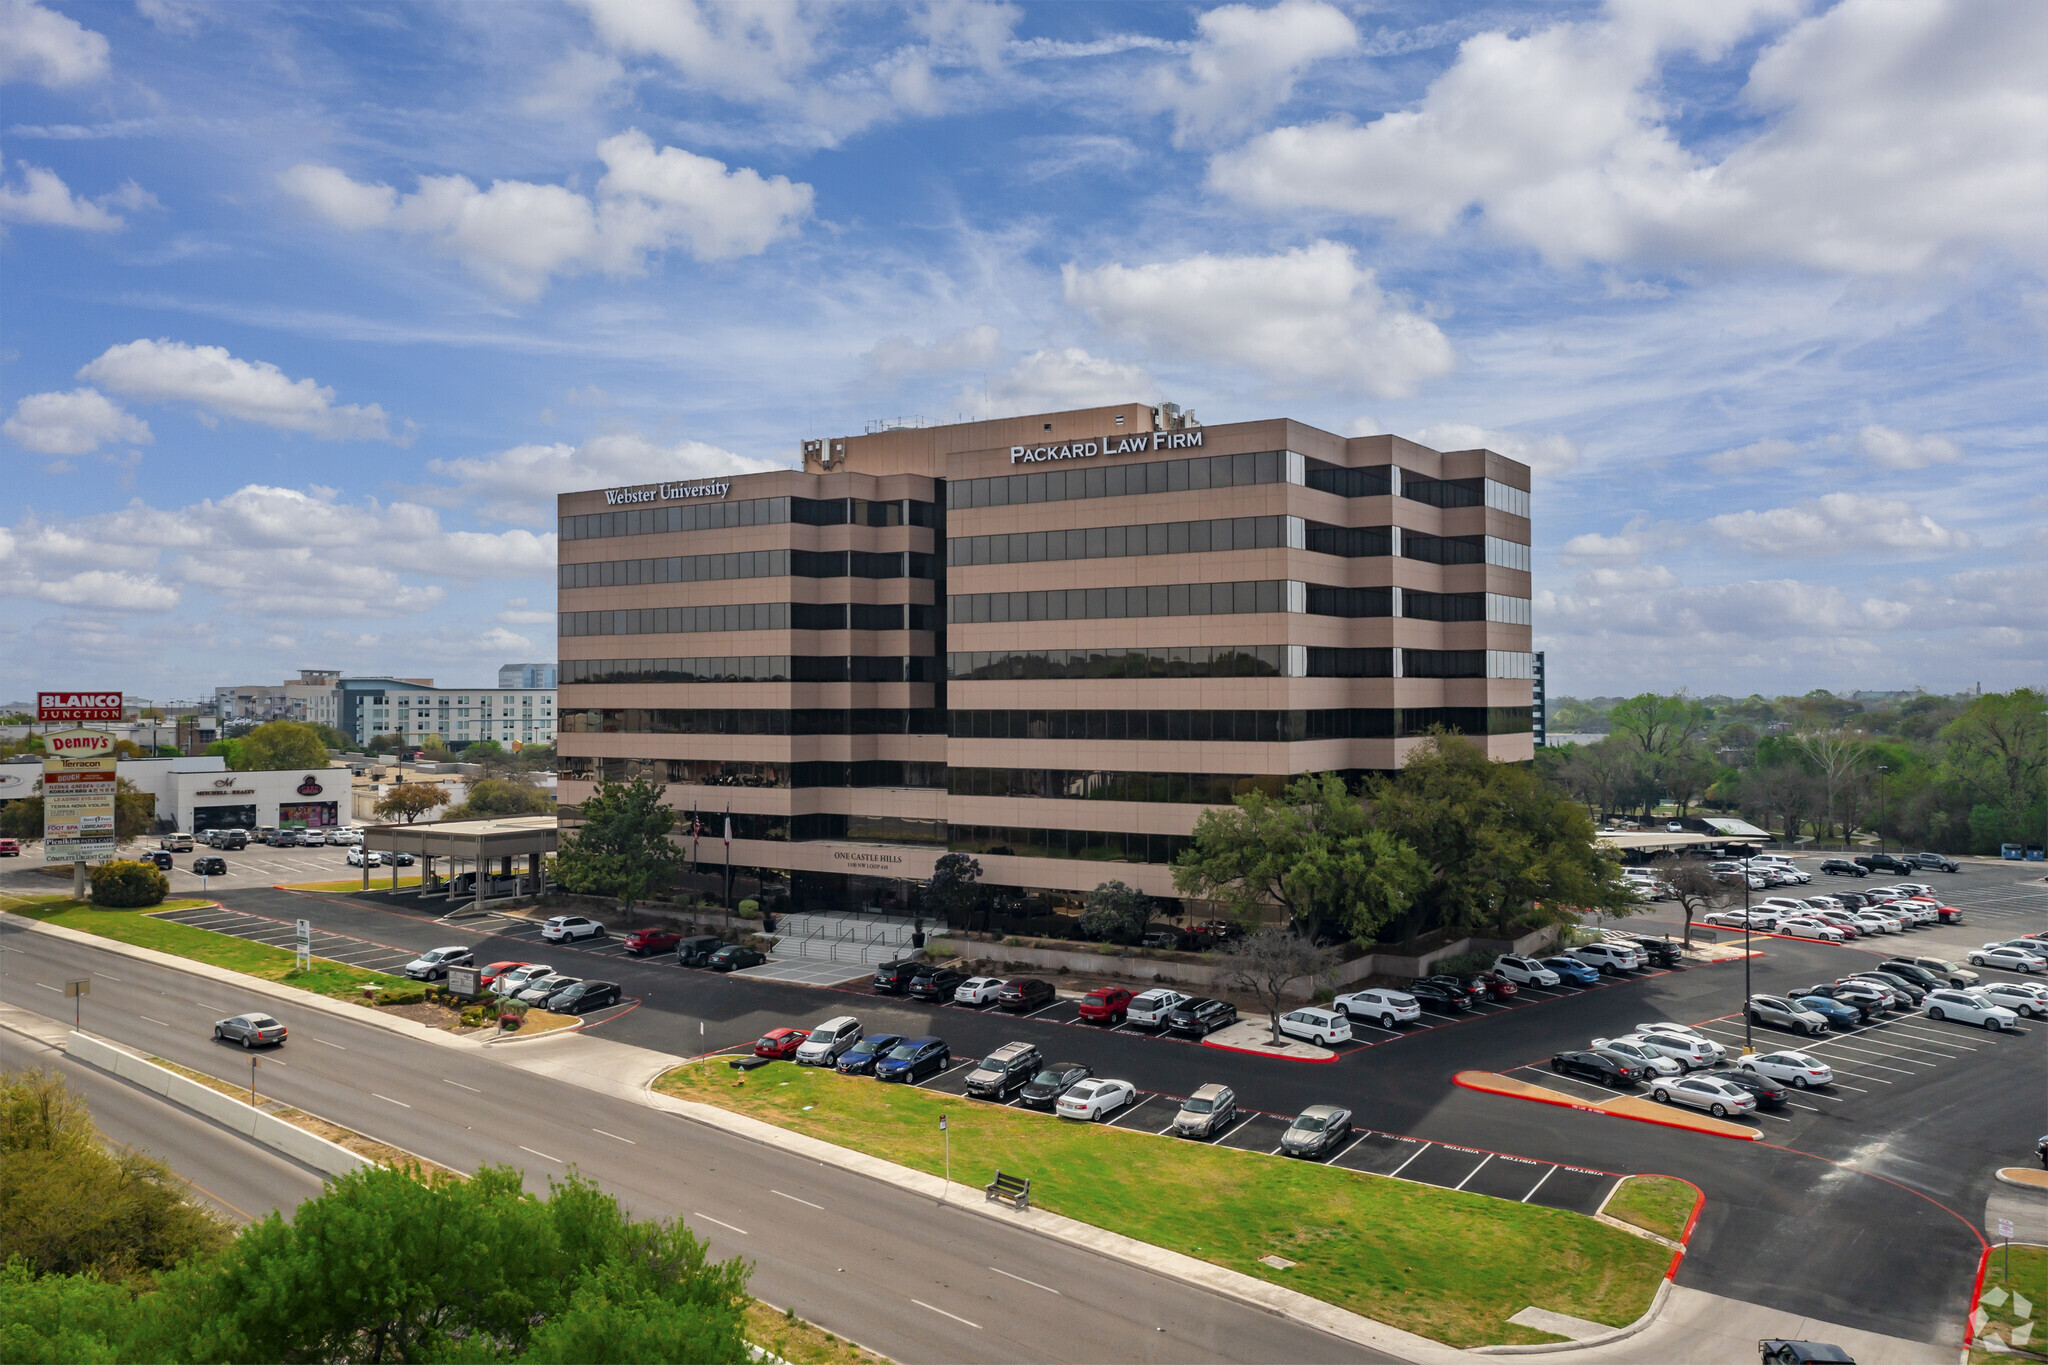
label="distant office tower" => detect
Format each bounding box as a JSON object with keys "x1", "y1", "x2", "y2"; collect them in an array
[
  {"x1": 1533, "y1": 650, "x2": 1547, "y2": 747},
  {"x1": 499, "y1": 663, "x2": 559, "y2": 690}
]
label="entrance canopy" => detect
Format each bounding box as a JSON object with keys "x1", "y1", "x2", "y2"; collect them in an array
[{"x1": 365, "y1": 815, "x2": 557, "y2": 911}]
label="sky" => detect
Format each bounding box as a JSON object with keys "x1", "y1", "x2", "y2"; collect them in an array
[{"x1": 1, "y1": 0, "x2": 2042, "y2": 705}]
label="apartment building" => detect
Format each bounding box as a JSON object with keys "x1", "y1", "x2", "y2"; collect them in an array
[
  {"x1": 213, "y1": 670, "x2": 345, "y2": 728},
  {"x1": 556, "y1": 403, "x2": 1533, "y2": 913},
  {"x1": 337, "y1": 677, "x2": 556, "y2": 749}
]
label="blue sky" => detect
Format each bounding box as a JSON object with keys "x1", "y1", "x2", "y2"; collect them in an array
[{"x1": 2, "y1": 0, "x2": 2042, "y2": 705}]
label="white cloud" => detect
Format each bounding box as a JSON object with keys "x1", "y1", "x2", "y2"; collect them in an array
[
  {"x1": 1707, "y1": 492, "x2": 1972, "y2": 556},
  {"x1": 1153, "y1": 0, "x2": 1357, "y2": 145},
  {"x1": 520, "y1": 48, "x2": 628, "y2": 118},
  {"x1": 1346, "y1": 416, "x2": 1381, "y2": 438},
  {"x1": 1209, "y1": 0, "x2": 2048, "y2": 274},
  {"x1": 3, "y1": 387, "x2": 151, "y2": 455},
  {"x1": 957, "y1": 348, "x2": 1153, "y2": 417},
  {"x1": 0, "y1": 0, "x2": 110, "y2": 87},
  {"x1": 1704, "y1": 436, "x2": 1799, "y2": 474},
  {"x1": 574, "y1": 0, "x2": 818, "y2": 107},
  {"x1": 1574, "y1": 564, "x2": 1678, "y2": 592},
  {"x1": 279, "y1": 130, "x2": 812, "y2": 298},
  {"x1": 78, "y1": 339, "x2": 410, "y2": 444},
  {"x1": 0, "y1": 157, "x2": 138, "y2": 230},
  {"x1": 134, "y1": 0, "x2": 204, "y2": 35},
  {"x1": 1855, "y1": 424, "x2": 1961, "y2": 470},
  {"x1": 864, "y1": 324, "x2": 1001, "y2": 378},
  {"x1": 1413, "y1": 422, "x2": 1579, "y2": 479},
  {"x1": 422, "y1": 430, "x2": 785, "y2": 525},
  {"x1": 1063, "y1": 241, "x2": 1453, "y2": 400},
  {"x1": 1558, "y1": 529, "x2": 1648, "y2": 566}
]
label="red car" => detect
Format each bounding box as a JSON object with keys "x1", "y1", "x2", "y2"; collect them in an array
[
  {"x1": 622, "y1": 928, "x2": 683, "y2": 956},
  {"x1": 0, "y1": 837, "x2": 20, "y2": 856},
  {"x1": 753, "y1": 1027, "x2": 810, "y2": 1060},
  {"x1": 1077, "y1": 986, "x2": 1133, "y2": 1024},
  {"x1": 479, "y1": 960, "x2": 528, "y2": 989},
  {"x1": 1473, "y1": 972, "x2": 1519, "y2": 1001}
]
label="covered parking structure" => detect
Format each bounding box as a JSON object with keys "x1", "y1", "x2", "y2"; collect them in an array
[{"x1": 364, "y1": 815, "x2": 556, "y2": 914}]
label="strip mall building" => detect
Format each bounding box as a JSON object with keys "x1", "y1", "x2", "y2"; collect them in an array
[{"x1": 557, "y1": 404, "x2": 1533, "y2": 916}]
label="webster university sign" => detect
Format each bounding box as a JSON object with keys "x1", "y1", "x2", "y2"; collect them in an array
[
  {"x1": 604, "y1": 481, "x2": 730, "y2": 505},
  {"x1": 1011, "y1": 430, "x2": 1203, "y2": 464}
]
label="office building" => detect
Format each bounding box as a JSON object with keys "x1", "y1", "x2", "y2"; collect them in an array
[
  {"x1": 1533, "y1": 650, "x2": 1547, "y2": 747},
  {"x1": 499, "y1": 662, "x2": 559, "y2": 689},
  {"x1": 213, "y1": 670, "x2": 345, "y2": 728},
  {"x1": 556, "y1": 403, "x2": 1533, "y2": 913}
]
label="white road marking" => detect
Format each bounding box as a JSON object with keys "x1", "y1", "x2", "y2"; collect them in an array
[
  {"x1": 1520, "y1": 1165, "x2": 1557, "y2": 1203},
  {"x1": 1453, "y1": 1154, "x2": 1494, "y2": 1190},
  {"x1": 310, "y1": 1038, "x2": 345, "y2": 1049},
  {"x1": 34, "y1": 982, "x2": 59, "y2": 992},
  {"x1": 772, "y1": 1189, "x2": 823, "y2": 1210},
  {"x1": 519, "y1": 1145, "x2": 562, "y2": 1163},
  {"x1": 1388, "y1": 1142, "x2": 1432, "y2": 1177},
  {"x1": 693, "y1": 1212, "x2": 748, "y2": 1235},
  {"x1": 372, "y1": 1093, "x2": 411, "y2": 1108},
  {"x1": 592, "y1": 1128, "x2": 637, "y2": 1144},
  {"x1": 912, "y1": 1299, "x2": 980, "y2": 1329},
  {"x1": 92, "y1": 972, "x2": 123, "y2": 982},
  {"x1": 989, "y1": 1266, "x2": 1059, "y2": 1294},
  {"x1": 140, "y1": 1015, "x2": 170, "y2": 1026}
]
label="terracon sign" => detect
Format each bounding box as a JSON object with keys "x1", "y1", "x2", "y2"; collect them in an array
[
  {"x1": 38, "y1": 692, "x2": 123, "y2": 722},
  {"x1": 42, "y1": 728, "x2": 117, "y2": 862}
]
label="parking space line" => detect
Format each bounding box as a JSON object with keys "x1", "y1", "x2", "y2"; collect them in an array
[
  {"x1": 1388, "y1": 1142, "x2": 1433, "y2": 1177},
  {"x1": 1520, "y1": 1165, "x2": 1557, "y2": 1202},
  {"x1": 1453, "y1": 1154, "x2": 1494, "y2": 1190},
  {"x1": 1808, "y1": 1043, "x2": 1931, "y2": 1068}
]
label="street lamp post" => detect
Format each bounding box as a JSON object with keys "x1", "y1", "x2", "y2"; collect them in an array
[
  {"x1": 1741, "y1": 863, "x2": 1754, "y2": 1056},
  {"x1": 1877, "y1": 765, "x2": 1890, "y2": 855}
]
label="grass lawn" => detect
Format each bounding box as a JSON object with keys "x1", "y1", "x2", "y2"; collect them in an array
[
  {"x1": 1601, "y1": 1175, "x2": 1697, "y2": 1242},
  {"x1": 2, "y1": 899, "x2": 415, "y2": 1004},
  {"x1": 655, "y1": 1060, "x2": 1670, "y2": 1348},
  {"x1": 279, "y1": 876, "x2": 423, "y2": 892},
  {"x1": 1971, "y1": 1243, "x2": 2047, "y2": 1363},
  {"x1": 744, "y1": 1301, "x2": 890, "y2": 1365}
]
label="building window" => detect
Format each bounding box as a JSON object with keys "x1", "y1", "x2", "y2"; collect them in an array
[
  {"x1": 949, "y1": 580, "x2": 1294, "y2": 624},
  {"x1": 947, "y1": 515, "x2": 1295, "y2": 567},
  {"x1": 947, "y1": 645, "x2": 1297, "y2": 680},
  {"x1": 946, "y1": 450, "x2": 1293, "y2": 509}
]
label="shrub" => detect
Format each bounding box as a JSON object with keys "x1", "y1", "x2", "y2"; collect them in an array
[
  {"x1": 89, "y1": 859, "x2": 168, "y2": 909},
  {"x1": 1002, "y1": 936, "x2": 1022, "y2": 947},
  {"x1": 1432, "y1": 949, "x2": 1498, "y2": 976},
  {"x1": 375, "y1": 986, "x2": 426, "y2": 1008},
  {"x1": 738, "y1": 898, "x2": 759, "y2": 914}
]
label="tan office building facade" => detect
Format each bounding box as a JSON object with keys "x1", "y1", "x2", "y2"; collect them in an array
[{"x1": 557, "y1": 403, "x2": 1533, "y2": 915}]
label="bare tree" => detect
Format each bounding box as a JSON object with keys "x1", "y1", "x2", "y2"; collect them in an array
[
  {"x1": 1665, "y1": 862, "x2": 1731, "y2": 951},
  {"x1": 1217, "y1": 928, "x2": 1341, "y2": 1044},
  {"x1": 1792, "y1": 731, "x2": 1865, "y2": 845}
]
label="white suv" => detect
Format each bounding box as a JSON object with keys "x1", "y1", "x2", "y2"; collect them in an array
[
  {"x1": 1493, "y1": 954, "x2": 1560, "y2": 987},
  {"x1": 1334, "y1": 988, "x2": 1421, "y2": 1029},
  {"x1": 1126, "y1": 989, "x2": 1188, "y2": 1029},
  {"x1": 541, "y1": 915, "x2": 606, "y2": 942},
  {"x1": 796, "y1": 1015, "x2": 863, "y2": 1064},
  {"x1": 1277, "y1": 1007, "x2": 1352, "y2": 1046},
  {"x1": 1571, "y1": 942, "x2": 1642, "y2": 974}
]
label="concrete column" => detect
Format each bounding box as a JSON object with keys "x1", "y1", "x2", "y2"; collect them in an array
[
  {"x1": 527, "y1": 851, "x2": 540, "y2": 895},
  {"x1": 73, "y1": 861, "x2": 86, "y2": 901},
  {"x1": 361, "y1": 855, "x2": 369, "y2": 891},
  {"x1": 474, "y1": 841, "x2": 486, "y2": 914}
]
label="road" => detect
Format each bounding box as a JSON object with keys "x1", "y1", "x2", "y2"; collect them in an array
[{"x1": 0, "y1": 915, "x2": 1396, "y2": 1365}]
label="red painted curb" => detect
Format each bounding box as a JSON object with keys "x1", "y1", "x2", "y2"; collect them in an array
[
  {"x1": 1452, "y1": 1071, "x2": 1762, "y2": 1141},
  {"x1": 1966, "y1": 1243, "x2": 1993, "y2": 1346},
  {"x1": 1202, "y1": 1037, "x2": 1340, "y2": 1063},
  {"x1": 1665, "y1": 1180, "x2": 1707, "y2": 1279}
]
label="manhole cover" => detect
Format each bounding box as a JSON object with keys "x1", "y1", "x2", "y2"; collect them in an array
[{"x1": 1259, "y1": 1255, "x2": 1296, "y2": 1270}]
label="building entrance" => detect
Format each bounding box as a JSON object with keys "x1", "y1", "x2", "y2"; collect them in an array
[{"x1": 192, "y1": 804, "x2": 257, "y2": 834}]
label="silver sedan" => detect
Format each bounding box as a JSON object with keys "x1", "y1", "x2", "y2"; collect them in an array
[{"x1": 213, "y1": 1012, "x2": 287, "y2": 1048}]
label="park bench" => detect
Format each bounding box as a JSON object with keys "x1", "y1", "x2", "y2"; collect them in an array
[{"x1": 985, "y1": 1170, "x2": 1031, "y2": 1210}]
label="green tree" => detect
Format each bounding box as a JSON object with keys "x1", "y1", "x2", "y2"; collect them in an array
[
  {"x1": 213, "y1": 721, "x2": 330, "y2": 772},
  {"x1": 373, "y1": 784, "x2": 449, "y2": 825},
  {"x1": 1, "y1": 794, "x2": 43, "y2": 841},
  {"x1": 1940, "y1": 689, "x2": 2048, "y2": 842},
  {"x1": 307, "y1": 723, "x2": 352, "y2": 751},
  {"x1": 1077, "y1": 880, "x2": 1152, "y2": 945},
  {"x1": 461, "y1": 739, "x2": 507, "y2": 763},
  {"x1": 448, "y1": 777, "x2": 554, "y2": 819},
  {"x1": 89, "y1": 860, "x2": 168, "y2": 908},
  {"x1": 1217, "y1": 928, "x2": 1340, "y2": 1044},
  {"x1": 114, "y1": 777, "x2": 155, "y2": 842},
  {"x1": 0, "y1": 1259, "x2": 131, "y2": 1364},
  {"x1": 1608, "y1": 693, "x2": 1712, "y2": 813},
  {"x1": 919, "y1": 852, "x2": 983, "y2": 930},
  {"x1": 1173, "y1": 772, "x2": 1426, "y2": 944},
  {"x1": 1664, "y1": 862, "x2": 1728, "y2": 951},
  {"x1": 554, "y1": 776, "x2": 682, "y2": 911},
  {"x1": 364, "y1": 732, "x2": 405, "y2": 755},
  {"x1": 1366, "y1": 733, "x2": 1636, "y2": 942}
]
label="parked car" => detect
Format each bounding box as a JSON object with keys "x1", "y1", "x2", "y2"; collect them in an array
[
  {"x1": 541, "y1": 915, "x2": 606, "y2": 943},
  {"x1": 1617, "y1": 1029, "x2": 1719, "y2": 1070},
  {"x1": 1747, "y1": 994, "x2": 1829, "y2": 1036},
  {"x1": 1845, "y1": 973, "x2": 1917, "y2": 1009},
  {"x1": 795, "y1": 1015, "x2": 863, "y2": 1066},
  {"x1": 964, "y1": 1041, "x2": 1043, "y2": 1099},
  {"x1": 1776, "y1": 917, "x2": 1846, "y2": 943},
  {"x1": 212, "y1": 1011, "x2": 288, "y2": 1049},
  {"x1": 674, "y1": 935, "x2": 725, "y2": 967},
  {"x1": 1407, "y1": 980, "x2": 1473, "y2": 1013},
  {"x1": 1649, "y1": 1074, "x2": 1757, "y2": 1118},
  {"x1": 1571, "y1": 942, "x2": 1642, "y2": 974},
  {"x1": 1492, "y1": 954, "x2": 1560, "y2": 987},
  {"x1": 160, "y1": 833, "x2": 194, "y2": 852},
  {"x1": 1796, "y1": 981, "x2": 1880, "y2": 1022},
  {"x1": 996, "y1": 978, "x2": 1057, "y2": 1012},
  {"x1": 835, "y1": 1033, "x2": 906, "y2": 1076},
  {"x1": 1278, "y1": 1007, "x2": 1353, "y2": 1046},
  {"x1": 907, "y1": 967, "x2": 967, "y2": 1003},
  {"x1": 402, "y1": 945, "x2": 473, "y2": 980},
  {"x1": 1739, "y1": 1050, "x2": 1834, "y2": 1088},
  {"x1": 1125, "y1": 989, "x2": 1188, "y2": 1029},
  {"x1": 1849, "y1": 911, "x2": 1901, "y2": 936},
  {"x1": 1719, "y1": 1068, "x2": 1789, "y2": 1109},
  {"x1": 1877, "y1": 960, "x2": 1960, "y2": 991},
  {"x1": 1854, "y1": 853, "x2": 1912, "y2": 874},
  {"x1": 1620, "y1": 936, "x2": 1685, "y2": 968},
  {"x1": 1172, "y1": 1083, "x2": 1237, "y2": 1138},
  {"x1": 953, "y1": 976, "x2": 1006, "y2": 1006},
  {"x1": 478, "y1": 960, "x2": 527, "y2": 990},
  {"x1": 345, "y1": 848, "x2": 383, "y2": 868},
  {"x1": 1281, "y1": 1104, "x2": 1353, "y2": 1159},
  {"x1": 1793, "y1": 995, "x2": 1862, "y2": 1029},
  {"x1": 1334, "y1": 988, "x2": 1421, "y2": 1028},
  {"x1": 754, "y1": 1027, "x2": 809, "y2": 1060},
  {"x1": 300, "y1": 830, "x2": 327, "y2": 847},
  {"x1": 707, "y1": 944, "x2": 766, "y2": 972},
  {"x1": 1542, "y1": 956, "x2": 1603, "y2": 986},
  {"x1": 1970, "y1": 945, "x2": 2046, "y2": 973},
  {"x1": 1924, "y1": 988, "x2": 2017, "y2": 1029},
  {"x1": 622, "y1": 927, "x2": 683, "y2": 957},
  {"x1": 388, "y1": 851, "x2": 415, "y2": 866},
  {"x1": 1018, "y1": 1061, "x2": 1094, "y2": 1110},
  {"x1": 493, "y1": 963, "x2": 556, "y2": 997},
  {"x1": 1760, "y1": 1340, "x2": 1857, "y2": 1365},
  {"x1": 1551, "y1": 1050, "x2": 1641, "y2": 1087},
  {"x1": 872, "y1": 960, "x2": 922, "y2": 994},
  {"x1": 1635, "y1": 1022, "x2": 1727, "y2": 1063},
  {"x1": 1466, "y1": 972, "x2": 1519, "y2": 1001},
  {"x1": 0, "y1": 838, "x2": 19, "y2": 857},
  {"x1": 1819, "y1": 859, "x2": 1868, "y2": 877},
  {"x1": 1165, "y1": 998, "x2": 1239, "y2": 1036},
  {"x1": 141, "y1": 850, "x2": 174, "y2": 870},
  {"x1": 1055, "y1": 1078, "x2": 1136, "y2": 1122},
  {"x1": 1980, "y1": 982, "x2": 2048, "y2": 1018},
  {"x1": 545, "y1": 980, "x2": 621, "y2": 1013},
  {"x1": 1588, "y1": 1037, "x2": 1683, "y2": 1077},
  {"x1": 516, "y1": 973, "x2": 574, "y2": 1004},
  {"x1": 1418, "y1": 973, "x2": 1487, "y2": 1003},
  {"x1": 1077, "y1": 987, "x2": 1134, "y2": 1024},
  {"x1": 874, "y1": 1036, "x2": 949, "y2": 1083}
]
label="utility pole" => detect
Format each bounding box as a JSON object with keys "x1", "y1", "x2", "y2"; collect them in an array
[
  {"x1": 1877, "y1": 765, "x2": 1889, "y2": 855},
  {"x1": 1742, "y1": 863, "x2": 1754, "y2": 1055}
]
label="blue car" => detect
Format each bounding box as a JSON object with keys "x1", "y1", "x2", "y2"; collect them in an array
[
  {"x1": 1543, "y1": 956, "x2": 1602, "y2": 986},
  {"x1": 1795, "y1": 996, "x2": 1862, "y2": 1029},
  {"x1": 874, "y1": 1036, "x2": 949, "y2": 1084},
  {"x1": 835, "y1": 1033, "x2": 905, "y2": 1076}
]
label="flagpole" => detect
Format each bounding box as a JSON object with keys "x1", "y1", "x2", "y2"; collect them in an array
[{"x1": 723, "y1": 804, "x2": 734, "y2": 911}]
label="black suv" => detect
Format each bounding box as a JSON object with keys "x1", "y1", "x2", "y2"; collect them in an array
[
  {"x1": 1818, "y1": 859, "x2": 1867, "y2": 877},
  {"x1": 873, "y1": 960, "x2": 923, "y2": 994},
  {"x1": 1164, "y1": 997, "x2": 1238, "y2": 1036},
  {"x1": 1854, "y1": 853, "x2": 1912, "y2": 874},
  {"x1": 141, "y1": 850, "x2": 174, "y2": 870},
  {"x1": 1407, "y1": 980, "x2": 1473, "y2": 1013},
  {"x1": 1907, "y1": 851, "x2": 1959, "y2": 873},
  {"x1": 1622, "y1": 936, "x2": 1684, "y2": 968},
  {"x1": 674, "y1": 936, "x2": 725, "y2": 967},
  {"x1": 192, "y1": 855, "x2": 228, "y2": 876},
  {"x1": 907, "y1": 967, "x2": 967, "y2": 1002},
  {"x1": 996, "y1": 978, "x2": 1055, "y2": 1011},
  {"x1": 1018, "y1": 1061, "x2": 1093, "y2": 1110}
]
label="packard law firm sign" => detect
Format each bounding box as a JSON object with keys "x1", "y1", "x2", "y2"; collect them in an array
[{"x1": 42, "y1": 728, "x2": 117, "y2": 862}]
